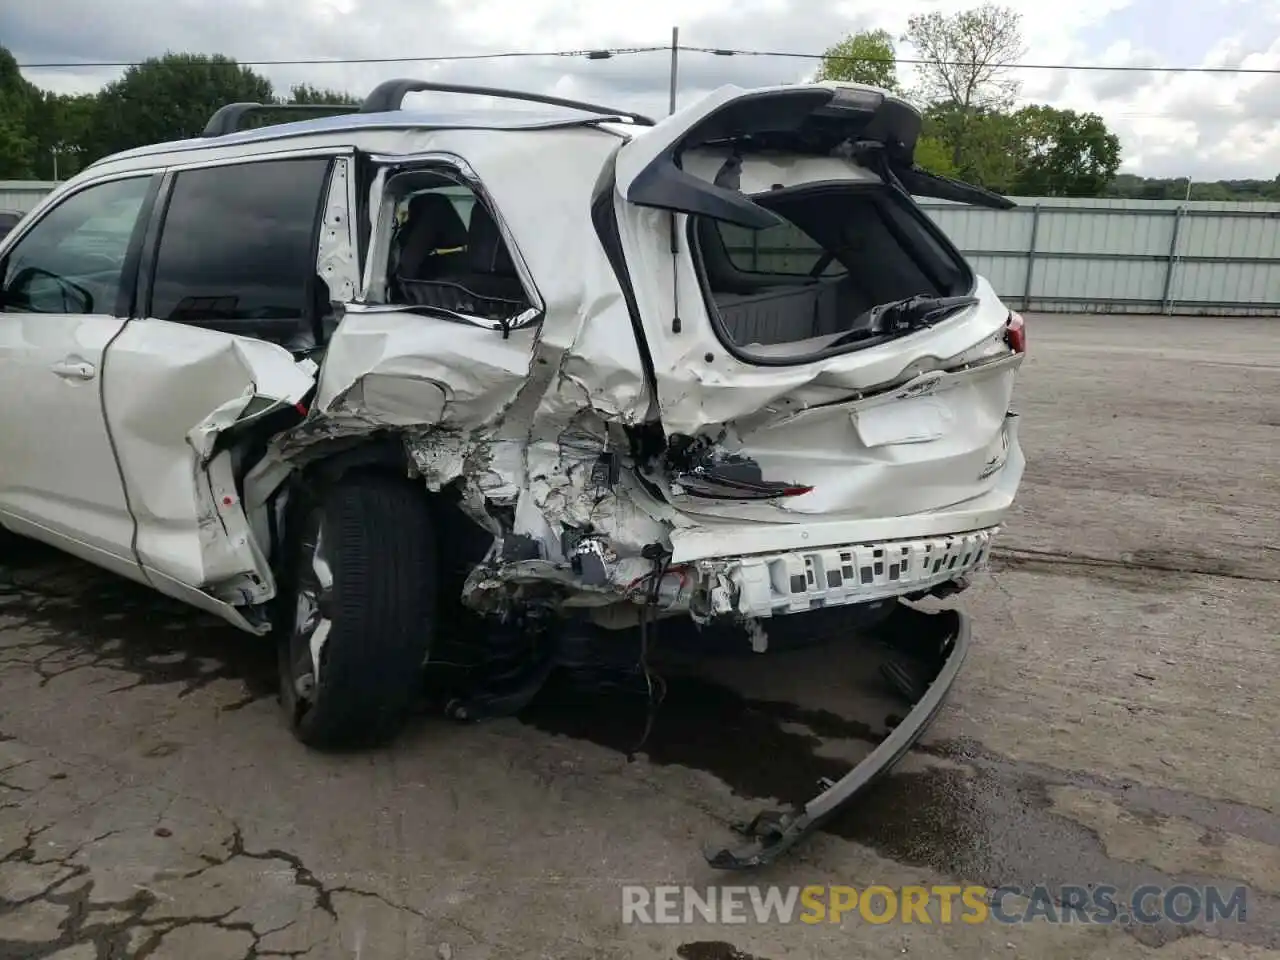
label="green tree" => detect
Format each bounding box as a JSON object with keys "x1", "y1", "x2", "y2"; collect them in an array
[
  {"x1": 1105, "y1": 174, "x2": 1280, "y2": 202},
  {"x1": 904, "y1": 4, "x2": 1025, "y2": 168},
  {"x1": 1009, "y1": 105, "x2": 1121, "y2": 197},
  {"x1": 815, "y1": 29, "x2": 899, "y2": 91},
  {"x1": 913, "y1": 136, "x2": 960, "y2": 178},
  {"x1": 285, "y1": 83, "x2": 359, "y2": 105},
  {"x1": 85, "y1": 53, "x2": 274, "y2": 160},
  {"x1": 28, "y1": 91, "x2": 98, "y2": 179},
  {"x1": 922, "y1": 101, "x2": 1021, "y2": 191},
  {"x1": 0, "y1": 46, "x2": 38, "y2": 178}
]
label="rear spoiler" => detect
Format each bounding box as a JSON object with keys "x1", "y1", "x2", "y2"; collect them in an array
[{"x1": 616, "y1": 84, "x2": 1015, "y2": 228}]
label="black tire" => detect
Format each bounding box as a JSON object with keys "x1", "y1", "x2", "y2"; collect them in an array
[{"x1": 277, "y1": 472, "x2": 437, "y2": 749}]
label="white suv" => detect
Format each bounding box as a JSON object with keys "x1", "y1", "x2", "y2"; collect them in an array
[{"x1": 0, "y1": 79, "x2": 1025, "y2": 865}]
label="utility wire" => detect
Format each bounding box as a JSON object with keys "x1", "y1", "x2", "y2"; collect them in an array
[
  {"x1": 16, "y1": 47, "x2": 665, "y2": 69},
  {"x1": 682, "y1": 45, "x2": 1280, "y2": 75},
  {"x1": 16, "y1": 44, "x2": 1280, "y2": 75}
]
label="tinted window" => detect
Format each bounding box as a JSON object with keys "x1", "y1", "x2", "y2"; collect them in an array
[
  {"x1": 1, "y1": 177, "x2": 150, "y2": 315},
  {"x1": 149, "y1": 158, "x2": 330, "y2": 339},
  {"x1": 716, "y1": 219, "x2": 845, "y2": 277}
]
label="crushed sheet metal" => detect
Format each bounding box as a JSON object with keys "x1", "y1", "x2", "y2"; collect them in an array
[
  {"x1": 400, "y1": 412, "x2": 676, "y2": 611},
  {"x1": 103, "y1": 325, "x2": 316, "y2": 597},
  {"x1": 313, "y1": 311, "x2": 538, "y2": 426},
  {"x1": 195, "y1": 449, "x2": 276, "y2": 606}
]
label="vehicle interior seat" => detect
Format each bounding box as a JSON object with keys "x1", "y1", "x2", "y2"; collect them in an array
[
  {"x1": 395, "y1": 192, "x2": 469, "y2": 280},
  {"x1": 451, "y1": 203, "x2": 527, "y2": 304},
  {"x1": 396, "y1": 200, "x2": 529, "y2": 321}
]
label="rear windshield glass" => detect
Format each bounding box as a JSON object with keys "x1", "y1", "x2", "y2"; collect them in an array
[{"x1": 691, "y1": 183, "x2": 973, "y2": 361}]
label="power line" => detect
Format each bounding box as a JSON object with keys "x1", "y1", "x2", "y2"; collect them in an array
[
  {"x1": 16, "y1": 44, "x2": 1280, "y2": 76},
  {"x1": 15, "y1": 46, "x2": 666, "y2": 69},
  {"x1": 688, "y1": 46, "x2": 1280, "y2": 75}
]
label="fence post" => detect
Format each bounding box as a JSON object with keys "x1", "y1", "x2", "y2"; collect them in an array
[
  {"x1": 1160, "y1": 206, "x2": 1185, "y2": 315},
  {"x1": 1022, "y1": 203, "x2": 1041, "y2": 311}
]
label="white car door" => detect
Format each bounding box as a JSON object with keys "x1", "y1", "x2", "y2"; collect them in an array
[
  {"x1": 0, "y1": 173, "x2": 159, "y2": 582},
  {"x1": 101, "y1": 155, "x2": 333, "y2": 627}
]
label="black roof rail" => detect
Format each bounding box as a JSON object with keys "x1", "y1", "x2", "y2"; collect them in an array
[
  {"x1": 202, "y1": 102, "x2": 359, "y2": 137},
  {"x1": 359, "y1": 79, "x2": 656, "y2": 126}
]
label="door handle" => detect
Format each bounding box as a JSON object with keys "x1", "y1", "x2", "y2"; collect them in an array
[{"x1": 50, "y1": 359, "x2": 96, "y2": 381}]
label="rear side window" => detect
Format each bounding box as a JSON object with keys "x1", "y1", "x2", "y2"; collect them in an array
[
  {"x1": 715, "y1": 221, "x2": 845, "y2": 278},
  {"x1": 149, "y1": 157, "x2": 330, "y2": 342}
]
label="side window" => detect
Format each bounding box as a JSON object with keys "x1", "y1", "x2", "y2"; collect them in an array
[
  {"x1": 1, "y1": 176, "x2": 151, "y2": 316},
  {"x1": 149, "y1": 157, "x2": 331, "y2": 344},
  {"x1": 387, "y1": 180, "x2": 531, "y2": 326},
  {"x1": 716, "y1": 220, "x2": 845, "y2": 278}
]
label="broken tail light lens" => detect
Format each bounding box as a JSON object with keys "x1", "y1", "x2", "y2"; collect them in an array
[{"x1": 1005, "y1": 311, "x2": 1027, "y2": 354}]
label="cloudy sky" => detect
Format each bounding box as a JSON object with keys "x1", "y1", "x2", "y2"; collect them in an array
[{"x1": 3, "y1": 0, "x2": 1279, "y2": 180}]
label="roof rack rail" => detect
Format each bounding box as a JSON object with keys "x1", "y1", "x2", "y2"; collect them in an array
[
  {"x1": 202, "y1": 102, "x2": 359, "y2": 137},
  {"x1": 359, "y1": 79, "x2": 656, "y2": 126}
]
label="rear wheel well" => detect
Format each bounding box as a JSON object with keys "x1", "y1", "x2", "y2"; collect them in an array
[
  {"x1": 272, "y1": 437, "x2": 495, "y2": 618},
  {"x1": 294, "y1": 436, "x2": 413, "y2": 489},
  {"x1": 266, "y1": 439, "x2": 417, "y2": 600}
]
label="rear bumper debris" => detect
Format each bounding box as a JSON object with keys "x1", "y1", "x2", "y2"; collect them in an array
[
  {"x1": 705, "y1": 528, "x2": 996, "y2": 619},
  {"x1": 704, "y1": 601, "x2": 970, "y2": 869}
]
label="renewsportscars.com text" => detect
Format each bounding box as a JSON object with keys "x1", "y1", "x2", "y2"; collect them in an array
[{"x1": 621, "y1": 884, "x2": 1248, "y2": 926}]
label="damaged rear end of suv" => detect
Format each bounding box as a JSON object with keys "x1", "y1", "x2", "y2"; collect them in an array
[
  {"x1": 526, "y1": 81, "x2": 1028, "y2": 865},
  {"x1": 0, "y1": 79, "x2": 1025, "y2": 869}
]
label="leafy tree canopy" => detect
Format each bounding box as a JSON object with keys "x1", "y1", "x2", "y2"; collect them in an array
[{"x1": 814, "y1": 29, "x2": 900, "y2": 91}]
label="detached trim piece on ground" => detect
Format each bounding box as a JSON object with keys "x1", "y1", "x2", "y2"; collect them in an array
[{"x1": 705, "y1": 603, "x2": 970, "y2": 869}]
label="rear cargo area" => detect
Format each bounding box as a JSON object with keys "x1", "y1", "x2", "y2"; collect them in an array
[{"x1": 693, "y1": 181, "x2": 973, "y2": 359}]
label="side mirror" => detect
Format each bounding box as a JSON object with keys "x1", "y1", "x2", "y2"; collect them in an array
[{"x1": 8, "y1": 267, "x2": 94, "y2": 314}]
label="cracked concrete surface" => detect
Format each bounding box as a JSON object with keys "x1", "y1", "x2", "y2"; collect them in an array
[{"x1": 1, "y1": 314, "x2": 1278, "y2": 959}]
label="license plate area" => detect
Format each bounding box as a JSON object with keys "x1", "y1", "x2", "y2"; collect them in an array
[{"x1": 853, "y1": 394, "x2": 955, "y2": 447}]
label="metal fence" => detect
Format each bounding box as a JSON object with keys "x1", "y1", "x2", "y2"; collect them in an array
[
  {"x1": 4, "y1": 180, "x2": 1279, "y2": 315},
  {"x1": 0, "y1": 181, "x2": 58, "y2": 215},
  {"x1": 919, "y1": 196, "x2": 1280, "y2": 316}
]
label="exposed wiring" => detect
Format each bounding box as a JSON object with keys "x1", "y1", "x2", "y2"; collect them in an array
[{"x1": 627, "y1": 547, "x2": 672, "y2": 762}]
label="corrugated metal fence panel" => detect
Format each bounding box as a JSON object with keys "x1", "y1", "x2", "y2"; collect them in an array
[
  {"x1": 1171, "y1": 260, "x2": 1280, "y2": 306},
  {"x1": 920, "y1": 196, "x2": 1280, "y2": 315},
  {"x1": 0, "y1": 181, "x2": 58, "y2": 214},
  {"x1": 962, "y1": 254, "x2": 1027, "y2": 296},
  {"x1": 3, "y1": 180, "x2": 1279, "y2": 314}
]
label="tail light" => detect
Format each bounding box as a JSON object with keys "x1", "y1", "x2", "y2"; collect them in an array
[{"x1": 1005, "y1": 311, "x2": 1027, "y2": 354}]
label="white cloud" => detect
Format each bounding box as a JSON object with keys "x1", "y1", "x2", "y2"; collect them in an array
[
  {"x1": 1043, "y1": 32, "x2": 1280, "y2": 177},
  {"x1": 2, "y1": 0, "x2": 1278, "y2": 179}
]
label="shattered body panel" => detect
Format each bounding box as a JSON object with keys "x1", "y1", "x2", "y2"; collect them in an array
[{"x1": 102, "y1": 322, "x2": 314, "y2": 629}]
